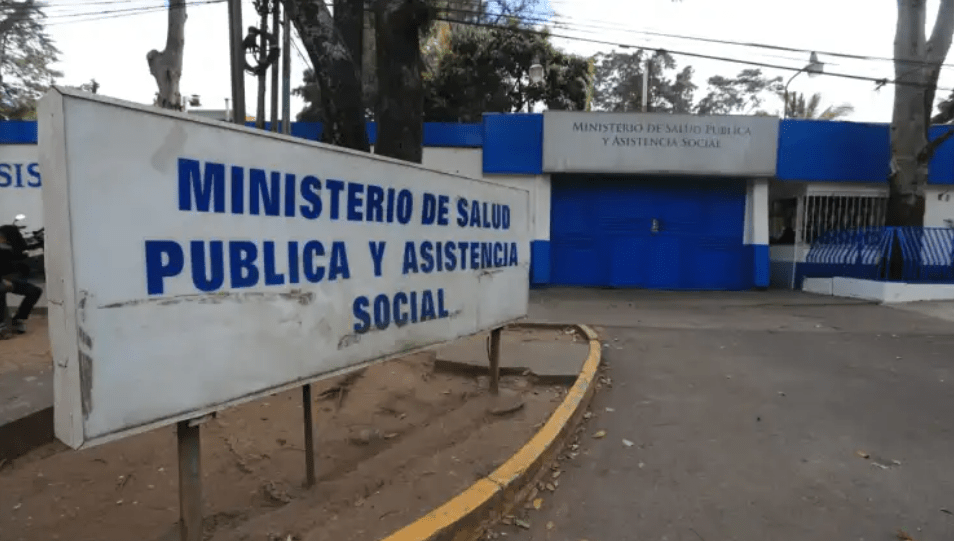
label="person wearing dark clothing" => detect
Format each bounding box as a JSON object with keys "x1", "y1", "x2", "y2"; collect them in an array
[{"x1": 0, "y1": 226, "x2": 42, "y2": 334}]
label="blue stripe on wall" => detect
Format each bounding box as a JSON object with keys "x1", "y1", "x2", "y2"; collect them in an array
[
  {"x1": 482, "y1": 113, "x2": 543, "y2": 174},
  {"x1": 753, "y1": 244, "x2": 769, "y2": 288},
  {"x1": 530, "y1": 240, "x2": 551, "y2": 285},
  {"x1": 0, "y1": 119, "x2": 481, "y2": 147},
  {"x1": 777, "y1": 119, "x2": 954, "y2": 184},
  {"x1": 245, "y1": 121, "x2": 483, "y2": 147},
  {"x1": 0, "y1": 121, "x2": 38, "y2": 144}
]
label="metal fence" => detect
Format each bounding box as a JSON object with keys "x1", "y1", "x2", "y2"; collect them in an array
[
  {"x1": 803, "y1": 226, "x2": 954, "y2": 283},
  {"x1": 799, "y1": 194, "x2": 888, "y2": 245}
]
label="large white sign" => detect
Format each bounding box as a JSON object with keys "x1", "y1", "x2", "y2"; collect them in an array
[
  {"x1": 39, "y1": 89, "x2": 531, "y2": 449},
  {"x1": 542, "y1": 111, "x2": 780, "y2": 177},
  {"x1": 0, "y1": 144, "x2": 44, "y2": 231}
]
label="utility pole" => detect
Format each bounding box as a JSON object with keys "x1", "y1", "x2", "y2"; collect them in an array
[
  {"x1": 270, "y1": 0, "x2": 280, "y2": 132},
  {"x1": 281, "y1": 1, "x2": 292, "y2": 135},
  {"x1": 227, "y1": 0, "x2": 246, "y2": 125},
  {"x1": 255, "y1": 0, "x2": 269, "y2": 130}
]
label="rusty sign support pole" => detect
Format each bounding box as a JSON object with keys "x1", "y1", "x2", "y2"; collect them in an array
[
  {"x1": 489, "y1": 328, "x2": 502, "y2": 395},
  {"x1": 177, "y1": 418, "x2": 204, "y2": 541},
  {"x1": 302, "y1": 384, "x2": 316, "y2": 487}
]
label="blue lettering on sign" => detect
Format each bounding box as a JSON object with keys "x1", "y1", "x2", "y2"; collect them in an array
[
  {"x1": 456, "y1": 199, "x2": 510, "y2": 229},
  {"x1": 352, "y1": 288, "x2": 451, "y2": 334},
  {"x1": 0, "y1": 162, "x2": 41, "y2": 188},
  {"x1": 144, "y1": 239, "x2": 353, "y2": 295},
  {"x1": 401, "y1": 241, "x2": 518, "y2": 274},
  {"x1": 152, "y1": 158, "x2": 528, "y2": 340}
]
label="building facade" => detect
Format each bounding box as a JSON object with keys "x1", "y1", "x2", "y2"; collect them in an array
[{"x1": 4, "y1": 113, "x2": 954, "y2": 291}]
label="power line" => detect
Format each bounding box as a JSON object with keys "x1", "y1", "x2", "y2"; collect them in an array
[
  {"x1": 431, "y1": 15, "x2": 954, "y2": 93},
  {"x1": 438, "y1": 5, "x2": 954, "y2": 72},
  {"x1": 23, "y1": 0, "x2": 954, "y2": 93},
  {"x1": 43, "y1": 0, "x2": 224, "y2": 25}
]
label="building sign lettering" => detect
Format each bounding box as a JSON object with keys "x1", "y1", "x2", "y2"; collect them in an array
[{"x1": 544, "y1": 112, "x2": 779, "y2": 176}]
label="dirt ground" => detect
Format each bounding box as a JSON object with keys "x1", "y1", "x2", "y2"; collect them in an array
[
  {"x1": 0, "y1": 324, "x2": 581, "y2": 541},
  {"x1": 0, "y1": 314, "x2": 50, "y2": 376}
]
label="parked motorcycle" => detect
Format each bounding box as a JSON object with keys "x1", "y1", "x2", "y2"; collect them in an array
[{"x1": 3, "y1": 214, "x2": 45, "y2": 280}]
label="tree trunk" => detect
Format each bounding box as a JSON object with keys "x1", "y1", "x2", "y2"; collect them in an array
[
  {"x1": 286, "y1": 0, "x2": 369, "y2": 151},
  {"x1": 335, "y1": 0, "x2": 364, "y2": 73},
  {"x1": 888, "y1": 0, "x2": 954, "y2": 227},
  {"x1": 373, "y1": 0, "x2": 431, "y2": 163},
  {"x1": 147, "y1": 0, "x2": 186, "y2": 111}
]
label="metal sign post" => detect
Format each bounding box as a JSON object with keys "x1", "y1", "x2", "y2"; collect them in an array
[
  {"x1": 177, "y1": 415, "x2": 211, "y2": 541},
  {"x1": 302, "y1": 384, "x2": 317, "y2": 486},
  {"x1": 489, "y1": 328, "x2": 502, "y2": 395}
]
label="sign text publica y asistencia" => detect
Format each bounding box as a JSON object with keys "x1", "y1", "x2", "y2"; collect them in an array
[{"x1": 145, "y1": 158, "x2": 519, "y2": 334}]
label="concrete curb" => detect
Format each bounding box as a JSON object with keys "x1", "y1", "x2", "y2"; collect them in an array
[{"x1": 380, "y1": 323, "x2": 602, "y2": 541}]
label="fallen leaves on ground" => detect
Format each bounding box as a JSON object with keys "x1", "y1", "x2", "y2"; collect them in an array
[
  {"x1": 533, "y1": 498, "x2": 543, "y2": 510},
  {"x1": 593, "y1": 430, "x2": 606, "y2": 439}
]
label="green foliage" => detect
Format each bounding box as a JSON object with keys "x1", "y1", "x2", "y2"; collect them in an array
[
  {"x1": 0, "y1": 1, "x2": 61, "y2": 119},
  {"x1": 591, "y1": 51, "x2": 785, "y2": 116},
  {"x1": 423, "y1": 21, "x2": 590, "y2": 122},
  {"x1": 783, "y1": 91, "x2": 854, "y2": 120},
  {"x1": 591, "y1": 50, "x2": 695, "y2": 113},
  {"x1": 694, "y1": 68, "x2": 783, "y2": 115},
  {"x1": 293, "y1": 68, "x2": 324, "y2": 122}
]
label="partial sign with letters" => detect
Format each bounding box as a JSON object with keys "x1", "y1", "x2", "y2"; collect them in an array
[
  {"x1": 39, "y1": 88, "x2": 531, "y2": 449},
  {"x1": 542, "y1": 111, "x2": 780, "y2": 177},
  {"x1": 0, "y1": 144, "x2": 44, "y2": 229}
]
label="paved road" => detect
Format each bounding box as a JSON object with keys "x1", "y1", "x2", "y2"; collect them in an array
[{"x1": 509, "y1": 289, "x2": 954, "y2": 541}]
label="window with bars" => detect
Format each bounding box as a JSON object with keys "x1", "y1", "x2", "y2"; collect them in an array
[{"x1": 798, "y1": 194, "x2": 888, "y2": 245}]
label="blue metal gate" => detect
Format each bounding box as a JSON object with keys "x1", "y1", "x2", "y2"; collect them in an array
[{"x1": 549, "y1": 175, "x2": 749, "y2": 289}]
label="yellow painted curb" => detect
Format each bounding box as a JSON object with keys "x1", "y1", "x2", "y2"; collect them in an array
[{"x1": 381, "y1": 324, "x2": 602, "y2": 541}]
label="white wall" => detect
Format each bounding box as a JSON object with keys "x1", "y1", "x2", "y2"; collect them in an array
[
  {"x1": 925, "y1": 185, "x2": 954, "y2": 227},
  {"x1": 743, "y1": 178, "x2": 769, "y2": 245},
  {"x1": 421, "y1": 147, "x2": 483, "y2": 178},
  {"x1": 420, "y1": 147, "x2": 550, "y2": 240},
  {"x1": 484, "y1": 174, "x2": 550, "y2": 241},
  {"x1": 0, "y1": 144, "x2": 44, "y2": 231}
]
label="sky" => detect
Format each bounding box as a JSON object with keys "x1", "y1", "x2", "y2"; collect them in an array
[{"x1": 38, "y1": 0, "x2": 954, "y2": 123}]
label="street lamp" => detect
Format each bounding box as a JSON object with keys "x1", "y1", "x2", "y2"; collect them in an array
[
  {"x1": 528, "y1": 56, "x2": 545, "y2": 113},
  {"x1": 529, "y1": 56, "x2": 545, "y2": 85},
  {"x1": 783, "y1": 52, "x2": 824, "y2": 118}
]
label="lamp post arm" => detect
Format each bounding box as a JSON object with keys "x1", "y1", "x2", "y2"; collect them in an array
[{"x1": 783, "y1": 68, "x2": 806, "y2": 119}]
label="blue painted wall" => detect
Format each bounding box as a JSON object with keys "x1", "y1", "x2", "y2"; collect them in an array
[
  {"x1": 482, "y1": 113, "x2": 544, "y2": 175},
  {"x1": 242, "y1": 121, "x2": 483, "y2": 147},
  {"x1": 776, "y1": 119, "x2": 954, "y2": 184},
  {"x1": 10, "y1": 115, "x2": 954, "y2": 182},
  {"x1": 548, "y1": 175, "x2": 749, "y2": 290},
  {"x1": 0, "y1": 121, "x2": 38, "y2": 144},
  {"x1": 12, "y1": 112, "x2": 954, "y2": 291}
]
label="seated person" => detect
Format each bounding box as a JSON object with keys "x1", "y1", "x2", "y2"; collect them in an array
[{"x1": 0, "y1": 226, "x2": 42, "y2": 334}]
